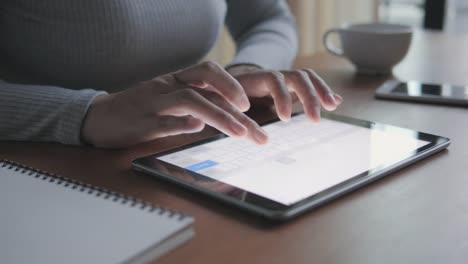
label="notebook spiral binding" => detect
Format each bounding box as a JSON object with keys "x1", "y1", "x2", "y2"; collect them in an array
[{"x1": 0, "y1": 159, "x2": 190, "y2": 221}]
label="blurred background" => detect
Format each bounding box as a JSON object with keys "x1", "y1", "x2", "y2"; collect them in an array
[{"x1": 208, "y1": 0, "x2": 468, "y2": 65}]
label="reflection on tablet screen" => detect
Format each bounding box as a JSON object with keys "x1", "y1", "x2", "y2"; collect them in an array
[{"x1": 158, "y1": 115, "x2": 430, "y2": 206}]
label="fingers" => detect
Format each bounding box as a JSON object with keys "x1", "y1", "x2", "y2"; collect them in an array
[
  {"x1": 157, "y1": 88, "x2": 250, "y2": 140},
  {"x1": 279, "y1": 69, "x2": 343, "y2": 123},
  {"x1": 234, "y1": 69, "x2": 341, "y2": 123},
  {"x1": 198, "y1": 90, "x2": 268, "y2": 144},
  {"x1": 128, "y1": 115, "x2": 205, "y2": 143},
  {"x1": 146, "y1": 116, "x2": 205, "y2": 138},
  {"x1": 263, "y1": 71, "x2": 292, "y2": 121},
  {"x1": 302, "y1": 69, "x2": 343, "y2": 109},
  {"x1": 173, "y1": 61, "x2": 250, "y2": 112},
  {"x1": 283, "y1": 70, "x2": 321, "y2": 122}
]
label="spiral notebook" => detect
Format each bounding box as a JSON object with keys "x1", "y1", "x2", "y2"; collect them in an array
[{"x1": 0, "y1": 159, "x2": 194, "y2": 264}]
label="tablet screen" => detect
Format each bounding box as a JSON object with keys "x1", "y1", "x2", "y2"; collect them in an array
[{"x1": 157, "y1": 114, "x2": 430, "y2": 206}]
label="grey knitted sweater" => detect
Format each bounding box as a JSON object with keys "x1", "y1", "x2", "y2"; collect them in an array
[{"x1": 0, "y1": 0, "x2": 297, "y2": 145}]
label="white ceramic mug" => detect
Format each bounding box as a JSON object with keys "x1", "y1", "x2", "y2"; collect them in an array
[{"x1": 323, "y1": 23, "x2": 413, "y2": 74}]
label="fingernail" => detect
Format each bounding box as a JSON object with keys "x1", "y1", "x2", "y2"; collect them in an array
[
  {"x1": 230, "y1": 121, "x2": 247, "y2": 136},
  {"x1": 237, "y1": 96, "x2": 251, "y2": 112},
  {"x1": 334, "y1": 94, "x2": 343, "y2": 104},
  {"x1": 253, "y1": 127, "x2": 268, "y2": 144},
  {"x1": 279, "y1": 111, "x2": 291, "y2": 122}
]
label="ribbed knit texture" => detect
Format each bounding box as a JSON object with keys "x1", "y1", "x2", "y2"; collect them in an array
[{"x1": 0, "y1": 0, "x2": 297, "y2": 145}]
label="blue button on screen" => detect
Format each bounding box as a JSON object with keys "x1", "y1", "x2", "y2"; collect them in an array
[{"x1": 185, "y1": 160, "x2": 218, "y2": 172}]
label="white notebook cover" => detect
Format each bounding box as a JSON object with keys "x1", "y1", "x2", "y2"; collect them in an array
[{"x1": 0, "y1": 160, "x2": 194, "y2": 264}]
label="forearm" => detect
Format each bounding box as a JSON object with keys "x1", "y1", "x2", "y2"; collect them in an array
[
  {"x1": 226, "y1": 0, "x2": 298, "y2": 70},
  {"x1": 0, "y1": 80, "x2": 106, "y2": 144}
]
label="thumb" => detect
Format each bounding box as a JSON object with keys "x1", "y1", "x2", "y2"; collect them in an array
[{"x1": 148, "y1": 116, "x2": 205, "y2": 138}]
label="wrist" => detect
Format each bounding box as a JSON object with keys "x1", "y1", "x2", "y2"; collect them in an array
[{"x1": 80, "y1": 94, "x2": 109, "y2": 146}]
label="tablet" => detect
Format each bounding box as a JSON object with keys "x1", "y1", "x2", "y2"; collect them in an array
[{"x1": 132, "y1": 113, "x2": 450, "y2": 221}]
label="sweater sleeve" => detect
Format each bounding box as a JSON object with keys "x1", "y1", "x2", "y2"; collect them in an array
[
  {"x1": 0, "y1": 80, "x2": 107, "y2": 145},
  {"x1": 225, "y1": 0, "x2": 298, "y2": 70}
]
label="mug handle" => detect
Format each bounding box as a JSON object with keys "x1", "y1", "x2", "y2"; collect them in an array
[{"x1": 323, "y1": 29, "x2": 344, "y2": 56}]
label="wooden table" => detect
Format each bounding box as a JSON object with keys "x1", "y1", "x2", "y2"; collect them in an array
[{"x1": 2, "y1": 30, "x2": 467, "y2": 263}]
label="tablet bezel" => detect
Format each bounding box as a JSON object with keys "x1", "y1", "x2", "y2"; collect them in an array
[{"x1": 132, "y1": 113, "x2": 450, "y2": 221}]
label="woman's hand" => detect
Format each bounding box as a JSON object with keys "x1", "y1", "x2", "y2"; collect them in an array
[
  {"x1": 227, "y1": 65, "x2": 343, "y2": 122},
  {"x1": 81, "y1": 61, "x2": 268, "y2": 148}
]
